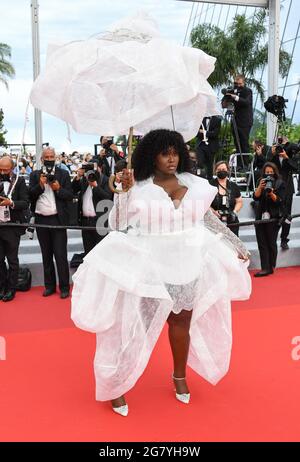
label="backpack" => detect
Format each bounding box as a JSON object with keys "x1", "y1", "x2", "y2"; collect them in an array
[
  {"x1": 70, "y1": 253, "x2": 85, "y2": 269},
  {"x1": 16, "y1": 267, "x2": 32, "y2": 292}
]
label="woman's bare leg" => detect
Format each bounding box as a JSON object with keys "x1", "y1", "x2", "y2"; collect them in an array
[
  {"x1": 111, "y1": 396, "x2": 126, "y2": 408},
  {"x1": 167, "y1": 309, "x2": 192, "y2": 394}
]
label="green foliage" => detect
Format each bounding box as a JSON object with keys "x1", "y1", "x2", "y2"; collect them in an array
[
  {"x1": 0, "y1": 42, "x2": 15, "y2": 89},
  {"x1": 251, "y1": 119, "x2": 300, "y2": 145},
  {"x1": 190, "y1": 11, "x2": 292, "y2": 103},
  {"x1": 0, "y1": 109, "x2": 7, "y2": 147}
]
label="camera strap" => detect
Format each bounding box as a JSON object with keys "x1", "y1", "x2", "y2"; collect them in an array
[
  {"x1": 217, "y1": 180, "x2": 231, "y2": 209},
  {"x1": 6, "y1": 174, "x2": 18, "y2": 200}
]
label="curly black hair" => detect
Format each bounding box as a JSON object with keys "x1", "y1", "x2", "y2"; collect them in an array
[{"x1": 131, "y1": 129, "x2": 191, "y2": 181}]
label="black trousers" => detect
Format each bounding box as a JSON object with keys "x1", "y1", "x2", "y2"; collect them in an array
[
  {"x1": 255, "y1": 222, "x2": 280, "y2": 271},
  {"x1": 81, "y1": 216, "x2": 103, "y2": 255},
  {"x1": 280, "y1": 194, "x2": 293, "y2": 243},
  {"x1": 196, "y1": 143, "x2": 215, "y2": 180},
  {"x1": 232, "y1": 124, "x2": 252, "y2": 154},
  {"x1": 0, "y1": 227, "x2": 21, "y2": 291},
  {"x1": 35, "y1": 214, "x2": 69, "y2": 291}
]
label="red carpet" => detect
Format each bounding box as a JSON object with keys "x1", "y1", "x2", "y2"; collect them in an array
[{"x1": 1, "y1": 268, "x2": 300, "y2": 442}]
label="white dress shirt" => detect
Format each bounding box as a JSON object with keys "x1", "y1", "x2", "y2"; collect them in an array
[
  {"x1": 82, "y1": 185, "x2": 96, "y2": 217},
  {"x1": 35, "y1": 183, "x2": 58, "y2": 215}
]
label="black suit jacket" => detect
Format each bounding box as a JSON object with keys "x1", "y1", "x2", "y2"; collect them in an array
[
  {"x1": 1, "y1": 177, "x2": 29, "y2": 233},
  {"x1": 72, "y1": 172, "x2": 113, "y2": 224},
  {"x1": 93, "y1": 152, "x2": 124, "y2": 177},
  {"x1": 253, "y1": 178, "x2": 286, "y2": 219},
  {"x1": 196, "y1": 116, "x2": 221, "y2": 152},
  {"x1": 29, "y1": 167, "x2": 73, "y2": 225},
  {"x1": 233, "y1": 86, "x2": 253, "y2": 128},
  {"x1": 269, "y1": 145, "x2": 298, "y2": 196}
]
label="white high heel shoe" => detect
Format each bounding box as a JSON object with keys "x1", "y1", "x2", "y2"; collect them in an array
[
  {"x1": 112, "y1": 404, "x2": 129, "y2": 417},
  {"x1": 173, "y1": 375, "x2": 190, "y2": 404}
]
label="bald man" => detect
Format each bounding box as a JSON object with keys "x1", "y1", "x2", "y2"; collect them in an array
[{"x1": 0, "y1": 156, "x2": 29, "y2": 302}]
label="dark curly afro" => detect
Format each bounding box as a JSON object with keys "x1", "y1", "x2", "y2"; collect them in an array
[{"x1": 131, "y1": 129, "x2": 191, "y2": 181}]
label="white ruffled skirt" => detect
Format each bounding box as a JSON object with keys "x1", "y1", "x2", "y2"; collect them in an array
[{"x1": 71, "y1": 227, "x2": 251, "y2": 401}]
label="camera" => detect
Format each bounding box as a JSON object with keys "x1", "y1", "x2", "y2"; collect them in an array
[
  {"x1": 264, "y1": 175, "x2": 275, "y2": 194},
  {"x1": 41, "y1": 165, "x2": 56, "y2": 183},
  {"x1": 275, "y1": 144, "x2": 285, "y2": 155},
  {"x1": 102, "y1": 137, "x2": 114, "y2": 157},
  {"x1": 82, "y1": 163, "x2": 97, "y2": 182},
  {"x1": 221, "y1": 87, "x2": 237, "y2": 110},
  {"x1": 218, "y1": 209, "x2": 237, "y2": 224},
  {"x1": 264, "y1": 95, "x2": 288, "y2": 120}
]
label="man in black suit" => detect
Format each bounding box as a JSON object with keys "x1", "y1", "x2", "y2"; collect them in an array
[
  {"x1": 226, "y1": 75, "x2": 253, "y2": 154},
  {"x1": 29, "y1": 147, "x2": 73, "y2": 298},
  {"x1": 196, "y1": 116, "x2": 221, "y2": 180},
  {"x1": 270, "y1": 136, "x2": 298, "y2": 250},
  {"x1": 93, "y1": 136, "x2": 125, "y2": 177},
  {"x1": 72, "y1": 161, "x2": 113, "y2": 255},
  {"x1": 0, "y1": 156, "x2": 29, "y2": 302}
]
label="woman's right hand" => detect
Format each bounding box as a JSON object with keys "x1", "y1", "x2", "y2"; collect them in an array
[
  {"x1": 211, "y1": 209, "x2": 221, "y2": 218},
  {"x1": 258, "y1": 178, "x2": 266, "y2": 190},
  {"x1": 120, "y1": 168, "x2": 135, "y2": 191}
]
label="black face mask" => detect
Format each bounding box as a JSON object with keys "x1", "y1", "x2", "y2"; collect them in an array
[
  {"x1": 263, "y1": 173, "x2": 275, "y2": 179},
  {"x1": 0, "y1": 173, "x2": 10, "y2": 182},
  {"x1": 43, "y1": 160, "x2": 55, "y2": 171},
  {"x1": 217, "y1": 171, "x2": 229, "y2": 180}
]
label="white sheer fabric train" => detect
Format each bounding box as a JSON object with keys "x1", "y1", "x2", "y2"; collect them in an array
[{"x1": 71, "y1": 173, "x2": 251, "y2": 401}]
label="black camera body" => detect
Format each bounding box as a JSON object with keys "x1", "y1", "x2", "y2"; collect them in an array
[
  {"x1": 264, "y1": 175, "x2": 275, "y2": 194},
  {"x1": 102, "y1": 138, "x2": 114, "y2": 157},
  {"x1": 41, "y1": 165, "x2": 56, "y2": 183},
  {"x1": 275, "y1": 144, "x2": 285, "y2": 155},
  {"x1": 82, "y1": 163, "x2": 97, "y2": 182},
  {"x1": 218, "y1": 209, "x2": 237, "y2": 224},
  {"x1": 221, "y1": 87, "x2": 237, "y2": 110},
  {"x1": 264, "y1": 95, "x2": 288, "y2": 120}
]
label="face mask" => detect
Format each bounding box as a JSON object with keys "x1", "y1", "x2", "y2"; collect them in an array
[
  {"x1": 0, "y1": 173, "x2": 10, "y2": 182},
  {"x1": 217, "y1": 171, "x2": 229, "y2": 180},
  {"x1": 43, "y1": 160, "x2": 55, "y2": 171},
  {"x1": 263, "y1": 173, "x2": 274, "y2": 178}
]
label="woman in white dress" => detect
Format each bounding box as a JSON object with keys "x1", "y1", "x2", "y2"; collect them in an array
[{"x1": 71, "y1": 129, "x2": 251, "y2": 416}]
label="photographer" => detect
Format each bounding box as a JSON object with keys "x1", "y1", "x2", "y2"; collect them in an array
[
  {"x1": 253, "y1": 162, "x2": 286, "y2": 277},
  {"x1": 0, "y1": 156, "x2": 29, "y2": 302},
  {"x1": 222, "y1": 74, "x2": 253, "y2": 154},
  {"x1": 72, "y1": 160, "x2": 113, "y2": 255},
  {"x1": 93, "y1": 136, "x2": 125, "y2": 177},
  {"x1": 270, "y1": 136, "x2": 298, "y2": 250},
  {"x1": 29, "y1": 147, "x2": 73, "y2": 298},
  {"x1": 209, "y1": 161, "x2": 243, "y2": 236},
  {"x1": 249, "y1": 140, "x2": 272, "y2": 190},
  {"x1": 196, "y1": 116, "x2": 221, "y2": 180}
]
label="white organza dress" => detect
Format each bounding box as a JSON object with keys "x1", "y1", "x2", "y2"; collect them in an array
[{"x1": 71, "y1": 173, "x2": 251, "y2": 401}]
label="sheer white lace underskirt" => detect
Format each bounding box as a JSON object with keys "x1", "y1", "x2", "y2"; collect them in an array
[{"x1": 165, "y1": 278, "x2": 199, "y2": 313}]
